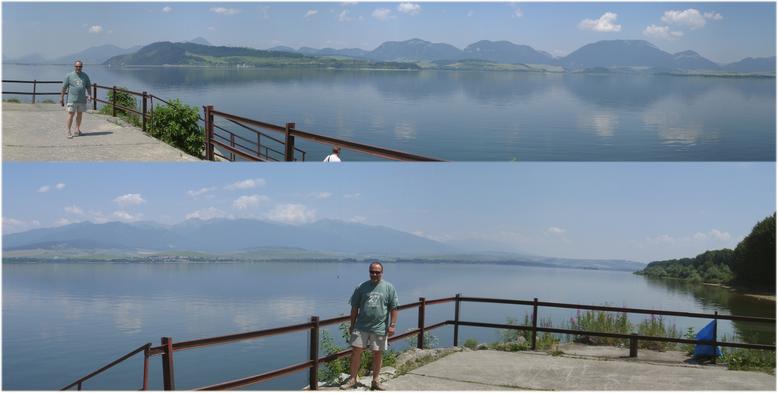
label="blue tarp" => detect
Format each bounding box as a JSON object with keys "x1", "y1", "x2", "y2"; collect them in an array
[{"x1": 694, "y1": 319, "x2": 722, "y2": 357}]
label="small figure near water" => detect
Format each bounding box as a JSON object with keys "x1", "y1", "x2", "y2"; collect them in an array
[
  {"x1": 341, "y1": 261, "x2": 399, "y2": 391},
  {"x1": 59, "y1": 60, "x2": 92, "y2": 139},
  {"x1": 323, "y1": 146, "x2": 342, "y2": 162}
]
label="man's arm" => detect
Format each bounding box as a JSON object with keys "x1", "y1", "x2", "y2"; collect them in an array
[
  {"x1": 387, "y1": 309, "x2": 398, "y2": 336},
  {"x1": 60, "y1": 77, "x2": 67, "y2": 106},
  {"x1": 349, "y1": 306, "x2": 359, "y2": 333}
]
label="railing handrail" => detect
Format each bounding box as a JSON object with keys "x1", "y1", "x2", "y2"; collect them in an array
[
  {"x1": 60, "y1": 342, "x2": 151, "y2": 391},
  {"x1": 62, "y1": 294, "x2": 775, "y2": 391},
  {"x1": 3, "y1": 79, "x2": 61, "y2": 84}
]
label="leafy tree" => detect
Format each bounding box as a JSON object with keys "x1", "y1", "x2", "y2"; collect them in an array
[
  {"x1": 148, "y1": 99, "x2": 204, "y2": 158},
  {"x1": 732, "y1": 214, "x2": 776, "y2": 289}
]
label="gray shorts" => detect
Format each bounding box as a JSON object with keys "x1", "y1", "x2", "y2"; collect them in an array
[
  {"x1": 66, "y1": 102, "x2": 87, "y2": 113},
  {"x1": 349, "y1": 329, "x2": 388, "y2": 351}
]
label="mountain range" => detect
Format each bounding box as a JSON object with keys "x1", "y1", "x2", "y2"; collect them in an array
[
  {"x1": 2, "y1": 219, "x2": 645, "y2": 271},
  {"x1": 8, "y1": 38, "x2": 775, "y2": 74}
]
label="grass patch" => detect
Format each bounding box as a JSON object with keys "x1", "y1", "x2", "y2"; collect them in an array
[
  {"x1": 721, "y1": 348, "x2": 775, "y2": 373},
  {"x1": 3, "y1": 98, "x2": 21, "y2": 103}
]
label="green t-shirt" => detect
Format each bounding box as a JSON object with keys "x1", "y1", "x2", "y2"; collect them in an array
[
  {"x1": 62, "y1": 71, "x2": 91, "y2": 104},
  {"x1": 349, "y1": 280, "x2": 399, "y2": 335}
]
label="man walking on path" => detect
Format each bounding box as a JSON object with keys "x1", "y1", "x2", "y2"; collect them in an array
[
  {"x1": 342, "y1": 261, "x2": 399, "y2": 391},
  {"x1": 60, "y1": 60, "x2": 92, "y2": 139}
]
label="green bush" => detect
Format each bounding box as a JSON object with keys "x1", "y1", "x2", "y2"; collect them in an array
[
  {"x1": 3, "y1": 98, "x2": 21, "y2": 103},
  {"x1": 499, "y1": 314, "x2": 559, "y2": 350},
  {"x1": 406, "y1": 330, "x2": 439, "y2": 349},
  {"x1": 463, "y1": 338, "x2": 479, "y2": 350},
  {"x1": 318, "y1": 322, "x2": 397, "y2": 384},
  {"x1": 636, "y1": 315, "x2": 680, "y2": 351},
  {"x1": 567, "y1": 309, "x2": 630, "y2": 346},
  {"x1": 148, "y1": 99, "x2": 204, "y2": 158},
  {"x1": 722, "y1": 348, "x2": 775, "y2": 373},
  {"x1": 99, "y1": 87, "x2": 141, "y2": 126}
]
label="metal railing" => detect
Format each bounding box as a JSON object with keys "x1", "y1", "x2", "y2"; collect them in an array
[
  {"x1": 2, "y1": 79, "x2": 62, "y2": 103},
  {"x1": 61, "y1": 343, "x2": 151, "y2": 391},
  {"x1": 61, "y1": 294, "x2": 774, "y2": 391},
  {"x1": 203, "y1": 106, "x2": 443, "y2": 162}
]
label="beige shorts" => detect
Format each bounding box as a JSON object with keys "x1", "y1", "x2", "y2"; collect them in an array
[
  {"x1": 66, "y1": 102, "x2": 87, "y2": 113},
  {"x1": 349, "y1": 330, "x2": 388, "y2": 351}
]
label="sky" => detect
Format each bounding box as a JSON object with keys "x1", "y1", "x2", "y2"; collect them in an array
[
  {"x1": 3, "y1": 162, "x2": 774, "y2": 263},
  {"x1": 2, "y1": 2, "x2": 775, "y2": 64}
]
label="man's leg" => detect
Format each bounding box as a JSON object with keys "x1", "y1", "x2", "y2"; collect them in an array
[
  {"x1": 371, "y1": 350, "x2": 382, "y2": 382},
  {"x1": 75, "y1": 111, "x2": 84, "y2": 134},
  {"x1": 348, "y1": 346, "x2": 363, "y2": 383},
  {"x1": 66, "y1": 112, "x2": 75, "y2": 136}
]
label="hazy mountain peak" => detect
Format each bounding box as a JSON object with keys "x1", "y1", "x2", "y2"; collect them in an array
[{"x1": 188, "y1": 37, "x2": 211, "y2": 46}]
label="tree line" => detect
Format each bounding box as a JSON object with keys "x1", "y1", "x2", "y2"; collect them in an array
[{"x1": 636, "y1": 214, "x2": 775, "y2": 290}]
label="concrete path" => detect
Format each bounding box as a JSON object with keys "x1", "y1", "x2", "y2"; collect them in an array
[
  {"x1": 2, "y1": 103, "x2": 199, "y2": 161},
  {"x1": 385, "y1": 349, "x2": 775, "y2": 390}
]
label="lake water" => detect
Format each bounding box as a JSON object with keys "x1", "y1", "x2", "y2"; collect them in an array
[
  {"x1": 3, "y1": 261, "x2": 774, "y2": 390},
  {"x1": 3, "y1": 64, "x2": 775, "y2": 161}
]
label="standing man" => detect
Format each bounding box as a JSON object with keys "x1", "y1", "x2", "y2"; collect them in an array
[
  {"x1": 323, "y1": 146, "x2": 342, "y2": 162},
  {"x1": 342, "y1": 261, "x2": 398, "y2": 391},
  {"x1": 60, "y1": 60, "x2": 92, "y2": 139}
]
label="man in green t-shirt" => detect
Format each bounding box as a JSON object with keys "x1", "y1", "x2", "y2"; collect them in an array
[
  {"x1": 341, "y1": 261, "x2": 398, "y2": 391},
  {"x1": 59, "y1": 60, "x2": 92, "y2": 139}
]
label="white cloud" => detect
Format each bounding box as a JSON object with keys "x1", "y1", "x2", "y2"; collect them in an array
[
  {"x1": 208, "y1": 26, "x2": 216, "y2": 31},
  {"x1": 643, "y1": 24, "x2": 684, "y2": 40},
  {"x1": 337, "y1": 10, "x2": 353, "y2": 22},
  {"x1": 661, "y1": 9, "x2": 708, "y2": 30},
  {"x1": 268, "y1": 204, "x2": 316, "y2": 224},
  {"x1": 55, "y1": 218, "x2": 73, "y2": 227},
  {"x1": 693, "y1": 232, "x2": 707, "y2": 240},
  {"x1": 88, "y1": 25, "x2": 103, "y2": 34},
  {"x1": 546, "y1": 226, "x2": 566, "y2": 236},
  {"x1": 647, "y1": 234, "x2": 676, "y2": 244},
  {"x1": 372, "y1": 8, "x2": 393, "y2": 21},
  {"x1": 312, "y1": 192, "x2": 332, "y2": 199},
  {"x1": 344, "y1": 193, "x2": 361, "y2": 199},
  {"x1": 187, "y1": 187, "x2": 216, "y2": 198},
  {"x1": 397, "y1": 3, "x2": 421, "y2": 15},
  {"x1": 304, "y1": 10, "x2": 318, "y2": 18},
  {"x1": 2, "y1": 217, "x2": 41, "y2": 233},
  {"x1": 704, "y1": 12, "x2": 723, "y2": 21},
  {"x1": 709, "y1": 229, "x2": 731, "y2": 241},
  {"x1": 226, "y1": 178, "x2": 266, "y2": 190},
  {"x1": 349, "y1": 216, "x2": 367, "y2": 223},
  {"x1": 113, "y1": 210, "x2": 141, "y2": 221},
  {"x1": 55, "y1": 183, "x2": 66, "y2": 190},
  {"x1": 232, "y1": 194, "x2": 270, "y2": 210},
  {"x1": 113, "y1": 193, "x2": 146, "y2": 207},
  {"x1": 162, "y1": 6, "x2": 173, "y2": 13},
  {"x1": 578, "y1": 12, "x2": 622, "y2": 32},
  {"x1": 210, "y1": 7, "x2": 240, "y2": 16},
  {"x1": 64, "y1": 205, "x2": 84, "y2": 215},
  {"x1": 185, "y1": 207, "x2": 228, "y2": 220},
  {"x1": 512, "y1": 8, "x2": 523, "y2": 18},
  {"x1": 37, "y1": 185, "x2": 51, "y2": 193}
]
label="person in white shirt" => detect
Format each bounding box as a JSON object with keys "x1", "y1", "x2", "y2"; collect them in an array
[{"x1": 323, "y1": 146, "x2": 342, "y2": 162}]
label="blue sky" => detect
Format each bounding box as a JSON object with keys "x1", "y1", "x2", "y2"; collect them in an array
[
  {"x1": 3, "y1": 2, "x2": 775, "y2": 63},
  {"x1": 3, "y1": 162, "x2": 774, "y2": 263}
]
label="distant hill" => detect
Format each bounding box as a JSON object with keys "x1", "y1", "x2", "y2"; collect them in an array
[
  {"x1": 672, "y1": 50, "x2": 720, "y2": 70},
  {"x1": 369, "y1": 38, "x2": 462, "y2": 62},
  {"x1": 561, "y1": 40, "x2": 675, "y2": 69},
  {"x1": 3, "y1": 219, "x2": 644, "y2": 271},
  {"x1": 52, "y1": 44, "x2": 141, "y2": 64},
  {"x1": 723, "y1": 56, "x2": 776, "y2": 74},
  {"x1": 463, "y1": 40, "x2": 557, "y2": 65},
  {"x1": 188, "y1": 37, "x2": 211, "y2": 46}
]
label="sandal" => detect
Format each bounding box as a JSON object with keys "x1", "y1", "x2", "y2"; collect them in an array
[
  {"x1": 67, "y1": 133, "x2": 73, "y2": 139},
  {"x1": 340, "y1": 379, "x2": 359, "y2": 390}
]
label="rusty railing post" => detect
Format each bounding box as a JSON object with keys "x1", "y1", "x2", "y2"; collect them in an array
[
  {"x1": 77, "y1": 381, "x2": 82, "y2": 390},
  {"x1": 32, "y1": 79, "x2": 37, "y2": 104},
  {"x1": 453, "y1": 293, "x2": 461, "y2": 347},
  {"x1": 309, "y1": 316, "x2": 320, "y2": 390},
  {"x1": 142, "y1": 91, "x2": 148, "y2": 132},
  {"x1": 629, "y1": 333, "x2": 638, "y2": 358},
  {"x1": 531, "y1": 298, "x2": 538, "y2": 350},
  {"x1": 230, "y1": 134, "x2": 236, "y2": 161},
  {"x1": 712, "y1": 311, "x2": 718, "y2": 364},
  {"x1": 161, "y1": 337, "x2": 175, "y2": 390},
  {"x1": 142, "y1": 345, "x2": 150, "y2": 390},
  {"x1": 204, "y1": 105, "x2": 214, "y2": 161},
  {"x1": 284, "y1": 122, "x2": 296, "y2": 161},
  {"x1": 417, "y1": 297, "x2": 426, "y2": 349},
  {"x1": 92, "y1": 84, "x2": 97, "y2": 111},
  {"x1": 111, "y1": 86, "x2": 117, "y2": 117}
]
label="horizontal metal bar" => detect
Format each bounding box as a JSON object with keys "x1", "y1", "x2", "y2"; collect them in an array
[
  {"x1": 536, "y1": 300, "x2": 775, "y2": 323},
  {"x1": 151, "y1": 321, "x2": 315, "y2": 355},
  {"x1": 150, "y1": 94, "x2": 172, "y2": 106},
  {"x1": 426, "y1": 297, "x2": 456, "y2": 306},
  {"x1": 2, "y1": 92, "x2": 61, "y2": 95},
  {"x1": 196, "y1": 360, "x2": 314, "y2": 390},
  {"x1": 397, "y1": 302, "x2": 422, "y2": 311},
  {"x1": 94, "y1": 85, "x2": 145, "y2": 97},
  {"x1": 112, "y1": 104, "x2": 143, "y2": 117},
  {"x1": 390, "y1": 329, "x2": 421, "y2": 342},
  {"x1": 460, "y1": 297, "x2": 535, "y2": 306},
  {"x1": 211, "y1": 109, "x2": 287, "y2": 132},
  {"x1": 224, "y1": 118, "x2": 286, "y2": 145},
  {"x1": 288, "y1": 126, "x2": 442, "y2": 161},
  {"x1": 210, "y1": 139, "x2": 264, "y2": 161},
  {"x1": 61, "y1": 343, "x2": 150, "y2": 390},
  {"x1": 3, "y1": 80, "x2": 61, "y2": 84},
  {"x1": 455, "y1": 321, "x2": 775, "y2": 351},
  {"x1": 319, "y1": 315, "x2": 350, "y2": 327},
  {"x1": 319, "y1": 347, "x2": 353, "y2": 364}
]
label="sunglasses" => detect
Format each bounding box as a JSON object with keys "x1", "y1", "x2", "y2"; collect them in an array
[{"x1": 369, "y1": 271, "x2": 383, "y2": 275}]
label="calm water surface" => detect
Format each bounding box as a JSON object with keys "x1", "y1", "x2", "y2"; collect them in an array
[
  {"x1": 3, "y1": 64, "x2": 774, "y2": 161},
  {"x1": 3, "y1": 261, "x2": 774, "y2": 390}
]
